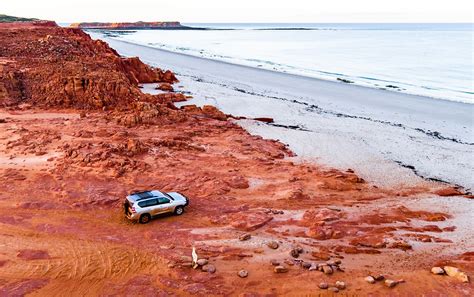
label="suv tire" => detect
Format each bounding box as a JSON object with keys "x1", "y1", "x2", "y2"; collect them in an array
[
  {"x1": 139, "y1": 213, "x2": 151, "y2": 224},
  {"x1": 174, "y1": 206, "x2": 184, "y2": 216}
]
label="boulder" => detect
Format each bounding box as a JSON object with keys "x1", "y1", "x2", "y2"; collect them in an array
[
  {"x1": 202, "y1": 105, "x2": 227, "y2": 121},
  {"x1": 435, "y1": 187, "x2": 463, "y2": 196},
  {"x1": 322, "y1": 265, "x2": 333, "y2": 275},
  {"x1": 201, "y1": 264, "x2": 216, "y2": 274},
  {"x1": 290, "y1": 248, "x2": 300, "y2": 258},
  {"x1": 157, "y1": 83, "x2": 174, "y2": 92},
  {"x1": 238, "y1": 270, "x2": 248, "y2": 278},
  {"x1": 431, "y1": 267, "x2": 445, "y2": 275},
  {"x1": 239, "y1": 233, "x2": 251, "y2": 241},
  {"x1": 274, "y1": 265, "x2": 288, "y2": 273},
  {"x1": 365, "y1": 276, "x2": 375, "y2": 284},
  {"x1": 374, "y1": 275, "x2": 385, "y2": 281},
  {"x1": 335, "y1": 281, "x2": 346, "y2": 290},
  {"x1": 318, "y1": 282, "x2": 328, "y2": 289},
  {"x1": 384, "y1": 279, "x2": 399, "y2": 288},
  {"x1": 444, "y1": 266, "x2": 469, "y2": 283},
  {"x1": 267, "y1": 241, "x2": 279, "y2": 250}
]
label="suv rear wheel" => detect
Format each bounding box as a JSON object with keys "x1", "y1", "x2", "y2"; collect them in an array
[
  {"x1": 174, "y1": 206, "x2": 184, "y2": 215},
  {"x1": 139, "y1": 213, "x2": 151, "y2": 224}
]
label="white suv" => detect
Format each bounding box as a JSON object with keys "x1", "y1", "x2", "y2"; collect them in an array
[{"x1": 124, "y1": 190, "x2": 189, "y2": 224}]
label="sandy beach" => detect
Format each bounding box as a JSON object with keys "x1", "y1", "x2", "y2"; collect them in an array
[{"x1": 95, "y1": 33, "x2": 473, "y2": 191}]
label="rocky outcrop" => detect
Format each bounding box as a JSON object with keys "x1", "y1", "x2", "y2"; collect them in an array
[
  {"x1": 0, "y1": 25, "x2": 179, "y2": 110},
  {"x1": 70, "y1": 22, "x2": 188, "y2": 30}
]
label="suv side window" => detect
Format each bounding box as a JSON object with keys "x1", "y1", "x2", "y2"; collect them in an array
[
  {"x1": 138, "y1": 199, "x2": 158, "y2": 208},
  {"x1": 146, "y1": 199, "x2": 158, "y2": 207},
  {"x1": 157, "y1": 197, "x2": 170, "y2": 205}
]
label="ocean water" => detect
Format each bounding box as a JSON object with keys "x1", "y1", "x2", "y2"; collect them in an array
[{"x1": 109, "y1": 23, "x2": 473, "y2": 103}]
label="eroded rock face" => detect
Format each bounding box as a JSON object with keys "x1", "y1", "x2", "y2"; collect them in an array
[{"x1": 0, "y1": 25, "x2": 178, "y2": 110}]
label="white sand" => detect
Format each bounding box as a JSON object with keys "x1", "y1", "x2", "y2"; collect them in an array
[{"x1": 91, "y1": 33, "x2": 474, "y2": 191}]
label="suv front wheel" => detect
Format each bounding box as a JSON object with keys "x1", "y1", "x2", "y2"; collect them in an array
[
  {"x1": 139, "y1": 213, "x2": 151, "y2": 224},
  {"x1": 174, "y1": 206, "x2": 184, "y2": 215}
]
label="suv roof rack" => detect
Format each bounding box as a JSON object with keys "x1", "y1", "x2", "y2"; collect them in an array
[{"x1": 131, "y1": 191, "x2": 156, "y2": 201}]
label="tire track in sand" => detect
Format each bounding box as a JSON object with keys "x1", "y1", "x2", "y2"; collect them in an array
[{"x1": 0, "y1": 227, "x2": 161, "y2": 286}]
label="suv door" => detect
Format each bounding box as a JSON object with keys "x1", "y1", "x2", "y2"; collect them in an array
[
  {"x1": 142, "y1": 199, "x2": 160, "y2": 216},
  {"x1": 155, "y1": 197, "x2": 172, "y2": 214}
]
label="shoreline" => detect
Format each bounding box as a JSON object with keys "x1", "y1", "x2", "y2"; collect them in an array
[
  {"x1": 98, "y1": 32, "x2": 473, "y2": 105},
  {"x1": 95, "y1": 33, "x2": 474, "y2": 192}
]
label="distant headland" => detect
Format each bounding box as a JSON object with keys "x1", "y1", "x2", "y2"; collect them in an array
[{"x1": 70, "y1": 21, "x2": 199, "y2": 30}]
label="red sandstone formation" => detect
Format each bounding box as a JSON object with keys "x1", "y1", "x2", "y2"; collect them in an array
[
  {"x1": 0, "y1": 22, "x2": 182, "y2": 111},
  {"x1": 70, "y1": 21, "x2": 186, "y2": 30},
  {"x1": 0, "y1": 20, "x2": 471, "y2": 296}
]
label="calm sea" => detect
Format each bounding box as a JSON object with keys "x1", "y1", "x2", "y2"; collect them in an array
[{"x1": 111, "y1": 23, "x2": 473, "y2": 103}]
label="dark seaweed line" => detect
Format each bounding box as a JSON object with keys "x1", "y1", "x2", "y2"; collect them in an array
[
  {"x1": 394, "y1": 160, "x2": 470, "y2": 194},
  {"x1": 184, "y1": 74, "x2": 473, "y2": 146}
]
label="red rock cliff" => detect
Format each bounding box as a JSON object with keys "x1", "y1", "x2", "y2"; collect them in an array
[{"x1": 0, "y1": 25, "x2": 178, "y2": 110}]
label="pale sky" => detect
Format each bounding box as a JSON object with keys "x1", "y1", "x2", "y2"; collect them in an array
[{"x1": 2, "y1": 0, "x2": 473, "y2": 23}]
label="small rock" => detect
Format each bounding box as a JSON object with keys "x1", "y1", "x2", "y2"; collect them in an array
[
  {"x1": 239, "y1": 233, "x2": 251, "y2": 241},
  {"x1": 290, "y1": 248, "x2": 300, "y2": 258},
  {"x1": 202, "y1": 264, "x2": 216, "y2": 273},
  {"x1": 334, "y1": 259, "x2": 342, "y2": 265},
  {"x1": 274, "y1": 265, "x2": 288, "y2": 273},
  {"x1": 267, "y1": 241, "x2": 279, "y2": 249},
  {"x1": 272, "y1": 209, "x2": 280, "y2": 214},
  {"x1": 384, "y1": 279, "x2": 398, "y2": 288},
  {"x1": 270, "y1": 259, "x2": 280, "y2": 266},
  {"x1": 179, "y1": 255, "x2": 193, "y2": 263},
  {"x1": 335, "y1": 281, "x2": 346, "y2": 290},
  {"x1": 309, "y1": 263, "x2": 319, "y2": 271},
  {"x1": 431, "y1": 267, "x2": 445, "y2": 275},
  {"x1": 318, "y1": 282, "x2": 328, "y2": 289},
  {"x1": 444, "y1": 266, "x2": 469, "y2": 283},
  {"x1": 157, "y1": 83, "x2": 174, "y2": 92},
  {"x1": 365, "y1": 276, "x2": 375, "y2": 284},
  {"x1": 374, "y1": 274, "x2": 385, "y2": 281},
  {"x1": 167, "y1": 263, "x2": 175, "y2": 268},
  {"x1": 197, "y1": 259, "x2": 208, "y2": 266},
  {"x1": 238, "y1": 270, "x2": 248, "y2": 278},
  {"x1": 322, "y1": 265, "x2": 333, "y2": 275},
  {"x1": 328, "y1": 287, "x2": 339, "y2": 293},
  {"x1": 296, "y1": 246, "x2": 304, "y2": 253},
  {"x1": 302, "y1": 262, "x2": 312, "y2": 269},
  {"x1": 181, "y1": 262, "x2": 193, "y2": 268}
]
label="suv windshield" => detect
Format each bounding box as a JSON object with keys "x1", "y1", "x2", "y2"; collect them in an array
[{"x1": 163, "y1": 193, "x2": 174, "y2": 200}]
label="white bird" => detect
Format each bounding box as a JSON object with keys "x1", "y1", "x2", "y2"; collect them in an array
[{"x1": 192, "y1": 246, "x2": 198, "y2": 269}]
